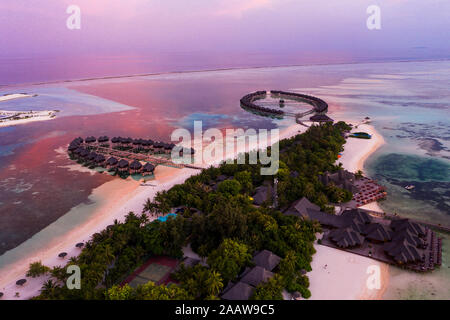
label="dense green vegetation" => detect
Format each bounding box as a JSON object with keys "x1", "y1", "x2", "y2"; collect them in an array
[{"x1": 34, "y1": 122, "x2": 351, "y2": 300}]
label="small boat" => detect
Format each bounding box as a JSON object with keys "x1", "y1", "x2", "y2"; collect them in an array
[{"x1": 405, "y1": 185, "x2": 415, "y2": 190}]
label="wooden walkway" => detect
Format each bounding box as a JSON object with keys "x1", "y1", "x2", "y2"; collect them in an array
[{"x1": 92, "y1": 145, "x2": 203, "y2": 170}]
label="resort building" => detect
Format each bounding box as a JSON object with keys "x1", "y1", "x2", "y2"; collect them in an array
[
  {"x1": 221, "y1": 249, "x2": 281, "y2": 300},
  {"x1": 291, "y1": 199, "x2": 442, "y2": 272}
]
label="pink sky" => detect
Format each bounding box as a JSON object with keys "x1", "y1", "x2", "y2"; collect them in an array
[{"x1": 0, "y1": 1, "x2": 448, "y2": 63}]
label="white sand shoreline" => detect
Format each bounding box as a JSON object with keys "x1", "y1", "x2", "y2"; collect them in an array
[
  {"x1": 0, "y1": 93, "x2": 33, "y2": 102},
  {"x1": 0, "y1": 110, "x2": 57, "y2": 128}
]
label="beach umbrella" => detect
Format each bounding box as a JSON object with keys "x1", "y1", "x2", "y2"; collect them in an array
[
  {"x1": 76, "y1": 242, "x2": 84, "y2": 248},
  {"x1": 16, "y1": 279, "x2": 27, "y2": 286},
  {"x1": 58, "y1": 252, "x2": 68, "y2": 258}
]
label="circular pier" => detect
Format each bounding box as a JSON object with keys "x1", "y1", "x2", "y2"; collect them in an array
[{"x1": 240, "y1": 90, "x2": 331, "y2": 123}]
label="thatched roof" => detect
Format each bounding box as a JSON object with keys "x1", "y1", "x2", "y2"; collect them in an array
[
  {"x1": 342, "y1": 209, "x2": 372, "y2": 225},
  {"x1": 384, "y1": 239, "x2": 423, "y2": 264},
  {"x1": 329, "y1": 227, "x2": 365, "y2": 248},
  {"x1": 85, "y1": 136, "x2": 96, "y2": 143},
  {"x1": 302, "y1": 209, "x2": 345, "y2": 229},
  {"x1": 130, "y1": 160, "x2": 142, "y2": 170},
  {"x1": 364, "y1": 223, "x2": 391, "y2": 242},
  {"x1": 390, "y1": 219, "x2": 426, "y2": 237},
  {"x1": 391, "y1": 229, "x2": 426, "y2": 248},
  {"x1": 240, "y1": 266, "x2": 274, "y2": 287},
  {"x1": 87, "y1": 152, "x2": 97, "y2": 161},
  {"x1": 284, "y1": 197, "x2": 320, "y2": 218},
  {"x1": 253, "y1": 250, "x2": 281, "y2": 271},
  {"x1": 221, "y1": 282, "x2": 255, "y2": 300},
  {"x1": 106, "y1": 157, "x2": 118, "y2": 166},
  {"x1": 95, "y1": 154, "x2": 106, "y2": 163},
  {"x1": 79, "y1": 149, "x2": 89, "y2": 158},
  {"x1": 118, "y1": 159, "x2": 129, "y2": 169},
  {"x1": 310, "y1": 114, "x2": 333, "y2": 122},
  {"x1": 143, "y1": 163, "x2": 155, "y2": 172},
  {"x1": 98, "y1": 136, "x2": 109, "y2": 143}
]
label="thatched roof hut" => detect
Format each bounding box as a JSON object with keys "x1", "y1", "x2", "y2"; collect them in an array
[
  {"x1": 240, "y1": 266, "x2": 274, "y2": 287},
  {"x1": 384, "y1": 239, "x2": 423, "y2": 264},
  {"x1": 87, "y1": 152, "x2": 97, "y2": 161},
  {"x1": 252, "y1": 250, "x2": 281, "y2": 271},
  {"x1": 221, "y1": 282, "x2": 255, "y2": 300},
  {"x1": 85, "y1": 136, "x2": 96, "y2": 143},
  {"x1": 130, "y1": 160, "x2": 142, "y2": 171},
  {"x1": 364, "y1": 223, "x2": 391, "y2": 242},
  {"x1": 142, "y1": 163, "x2": 155, "y2": 173},
  {"x1": 106, "y1": 157, "x2": 118, "y2": 166},
  {"x1": 79, "y1": 149, "x2": 89, "y2": 158},
  {"x1": 310, "y1": 114, "x2": 334, "y2": 123},
  {"x1": 329, "y1": 227, "x2": 365, "y2": 248},
  {"x1": 95, "y1": 154, "x2": 106, "y2": 164},
  {"x1": 118, "y1": 159, "x2": 129, "y2": 169}
]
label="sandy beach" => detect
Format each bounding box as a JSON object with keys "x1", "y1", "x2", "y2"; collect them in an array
[
  {"x1": 0, "y1": 93, "x2": 33, "y2": 102},
  {"x1": 0, "y1": 110, "x2": 57, "y2": 128},
  {"x1": 307, "y1": 122, "x2": 389, "y2": 300}
]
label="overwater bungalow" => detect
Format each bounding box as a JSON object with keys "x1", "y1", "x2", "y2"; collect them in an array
[
  {"x1": 142, "y1": 163, "x2": 155, "y2": 176},
  {"x1": 384, "y1": 239, "x2": 423, "y2": 265},
  {"x1": 98, "y1": 136, "x2": 109, "y2": 146},
  {"x1": 95, "y1": 154, "x2": 106, "y2": 166},
  {"x1": 364, "y1": 223, "x2": 391, "y2": 243},
  {"x1": 79, "y1": 149, "x2": 89, "y2": 160},
  {"x1": 111, "y1": 137, "x2": 120, "y2": 147},
  {"x1": 221, "y1": 282, "x2": 254, "y2": 300},
  {"x1": 132, "y1": 139, "x2": 142, "y2": 150},
  {"x1": 130, "y1": 160, "x2": 143, "y2": 173},
  {"x1": 87, "y1": 152, "x2": 97, "y2": 162},
  {"x1": 118, "y1": 159, "x2": 129, "y2": 172},
  {"x1": 106, "y1": 156, "x2": 118, "y2": 169},
  {"x1": 85, "y1": 136, "x2": 96, "y2": 144}
]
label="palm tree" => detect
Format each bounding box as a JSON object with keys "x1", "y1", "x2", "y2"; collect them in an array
[
  {"x1": 205, "y1": 270, "x2": 223, "y2": 296},
  {"x1": 41, "y1": 279, "x2": 58, "y2": 294},
  {"x1": 143, "y1": 198, "x2": 153, "y2": 213}
]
